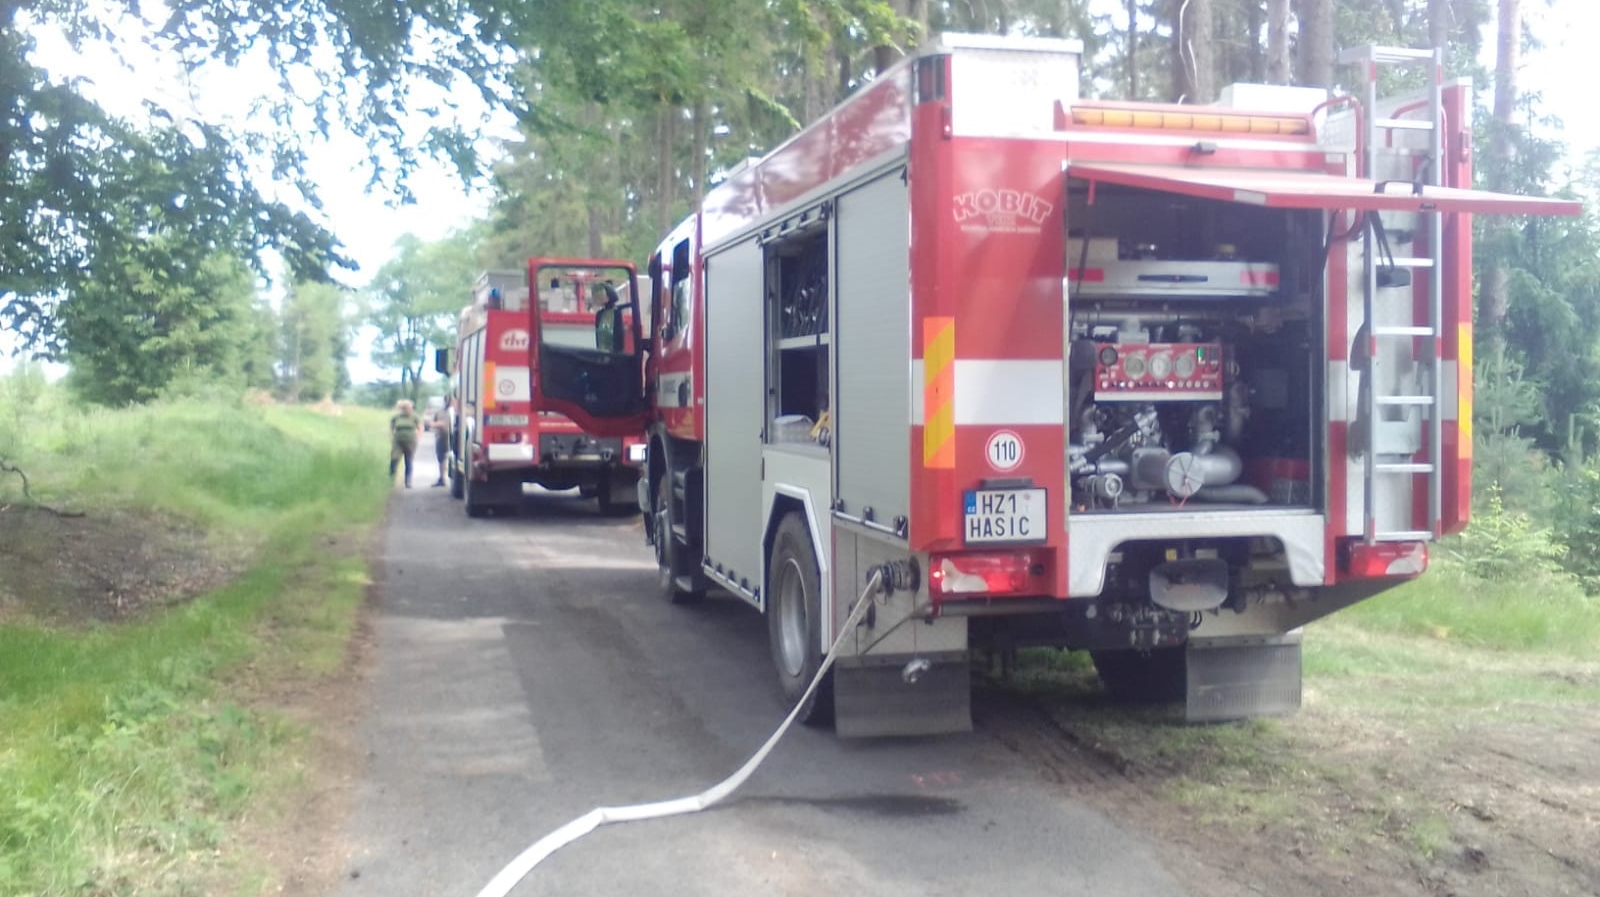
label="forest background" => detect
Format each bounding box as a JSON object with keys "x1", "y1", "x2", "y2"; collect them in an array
[{"x1": 3, "y1": 0, "x2": 1598, "y2": 590}]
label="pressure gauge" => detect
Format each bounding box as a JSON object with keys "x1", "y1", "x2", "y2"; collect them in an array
[
  {"x1": 1174, "y1": 352, "x2": 1198, "y2": 379},
  {"x1": 1122, "y1": 353, "x2": 1147, "y2": 378},
  {"x1": 1097, "y1": 345, "x2": 1119, "y2": 367},
  {"x1": 1165, "y1": 453, "x2": 1206, "y2": 498},
  {"x1": 1148, "y1": 352, "x2": 1173, "y2": 380}
]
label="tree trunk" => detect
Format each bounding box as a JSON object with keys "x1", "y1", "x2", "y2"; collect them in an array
[
  {"x1": 1171, "y1": 0, "x2": 1215, "y2": 103},
  {"x1": 1295, "y1": 0, "x2": 1335, "y2": 88},
  {"x1": 1246, "y1": 0, "x2": 1265, "y2": 83},
  {"x1": 655, "y1": 105, "x2": 674, "y2": 234},
  {"x1": 691, "y1": 98, "x2": 709, "y2": 208},
  {"x1": 1267, "y1": 0, "x2": 1291, "y2": 84},
  {"x1": 872, "y1": 0, "x2": 926, "y2": 77},
  {"x1": 1428, "y1": 0, "x2": 1450, "y2": 51},
  {"x1": 1482, "y1": 0, "x2": 1519, "y2": 341},
  {"x1": 1127, "y1": 0, "x2": 1139, "y2": 98}
]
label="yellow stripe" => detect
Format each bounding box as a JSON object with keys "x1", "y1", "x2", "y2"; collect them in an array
[
  {"x1": 924, "y1": 320, "x2": 955, "y2": 383},
  {"x1": 923, "y1": 318, "x2": 955, "y2": 468},
  {"x1": 1457, "y1": 322, "x2": 1472, "y2": 448},
  {"x1": 484, "y1": 360, "x2": 497, "y2": 411}
]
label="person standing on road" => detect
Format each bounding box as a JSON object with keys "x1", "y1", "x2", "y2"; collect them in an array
[
  {"x1": 389, "y1": 399, "x2": 422, "y2": 488},
  {"x1": 429, "y1": 397, "x2": 452, "y2": 487}
]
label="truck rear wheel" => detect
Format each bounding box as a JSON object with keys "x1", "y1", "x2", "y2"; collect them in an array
[
  {"x1": 1090, "y1": 648, "x2": 1186, "y2": 704},
  {"x1": 464, "y1": 452, "x2": 487, "y2": 518},
  {"x1": 767, "y1": 514, "x2": 832, "y2": 726},
  {"x1": 449, "y1": 454, "x2": 463, "y2": 500},
  {"x1": 653, "y1": 473, "x2": 702, "y2": 604}
]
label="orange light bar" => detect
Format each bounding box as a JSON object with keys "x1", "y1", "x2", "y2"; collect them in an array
[{"x1": 1068, "y1": 104, "x2": 1312, "y2": 136}]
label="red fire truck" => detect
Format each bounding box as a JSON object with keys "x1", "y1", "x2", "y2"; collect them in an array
[
  {"x1": 551, "y1": 35, "x2": 1580, "y2": 736},
  {"x1": 438, "y1": 261, "x2": 647, "y2": 518}
]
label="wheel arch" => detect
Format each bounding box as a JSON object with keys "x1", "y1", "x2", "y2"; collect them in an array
[{"x1": 761, "y1": 486, "x2": 830, "y2": 635}]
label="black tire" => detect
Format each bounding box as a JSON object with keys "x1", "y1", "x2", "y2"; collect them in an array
[
  {"x1": 449, "y1": 454, "x2": 464, "y2": 500},
  {"x1": 653, "y1": 472, "x2": 702, "y2": 604},
  {"x1": 464, "y1": 451, "x2": 487, "y2": 518},
  {"x1": 1090, "y1": 648, "x2": 1186, "y2": 704},
  {"x1": 766, "y1": 514, "x2": 832, "y2": 726}
]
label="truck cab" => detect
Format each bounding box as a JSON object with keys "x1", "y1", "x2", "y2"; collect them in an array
[{"x1": 439, "y1": 260, "x2": 648, "y2": 517}]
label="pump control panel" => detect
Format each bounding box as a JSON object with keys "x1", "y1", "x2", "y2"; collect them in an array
[{"x1": 1094, "y1": 342, "x2": 1224, "y2": 401}]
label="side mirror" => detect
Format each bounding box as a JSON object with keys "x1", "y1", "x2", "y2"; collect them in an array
[{"x1": 434, "y1": 347, "x2": 452, "y2": 375}]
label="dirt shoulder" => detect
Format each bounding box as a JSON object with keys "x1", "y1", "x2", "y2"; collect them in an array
[
  {"x1": 209, "y1": 526, "x2": 386, "y2": 897},
  {"x1": 0, "y1": 504, "x2": 246, "y2": 623},
  {"x1": 986, "y1": 635, "x2": 1600, "y2": 897}
]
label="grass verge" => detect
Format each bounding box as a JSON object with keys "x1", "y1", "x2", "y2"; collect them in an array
[
  {"x1": 0, "y1": 393, "x2": 390, "y2": 897},
  {"x1": 995, "y1": 569, "x2": 1600, "y2": 896}
]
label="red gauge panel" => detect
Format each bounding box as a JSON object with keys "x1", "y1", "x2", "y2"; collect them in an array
[{"x1": 1094, "y1": 342, "x2": 1224, "y2": 401}]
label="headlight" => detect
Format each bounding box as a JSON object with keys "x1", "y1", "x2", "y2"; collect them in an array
[
  {"x1": 486, "y1": 414, "x2": 530, "y2": 427},
  {"x1": 625, "y1": 444, "x2": 648, "y2": 464}
]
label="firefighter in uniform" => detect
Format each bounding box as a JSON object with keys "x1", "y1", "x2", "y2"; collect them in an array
[{"x1": 389, "y1": 399, "x2": 422, "y2": 487}]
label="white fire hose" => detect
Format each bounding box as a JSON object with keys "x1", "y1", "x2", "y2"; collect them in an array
[{"x1": 470, "y1": 570, "x2": 885, "y2": 897}]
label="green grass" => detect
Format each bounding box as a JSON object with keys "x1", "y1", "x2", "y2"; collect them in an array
[
  {"x1": 1336, "y1": 563, "x2": 1600, "y2": 656},
  {"x1": 996, "y1": 561, "x2": 1600, "y2": 872},
  {"x1": 0, "y1": 389, "x2": 390, "y2": 897}
]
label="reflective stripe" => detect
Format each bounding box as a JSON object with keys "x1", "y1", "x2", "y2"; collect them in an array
[
  {"x1": 487, "y1": 444, "x2": 535, "y2": 462},
  {"x1": 922, "y1": 318, "x2": 956, "y2": 468},
  {"x1": 953, "y1": 360, "x2": 1064, "y2": 424},
  {"x1": 911, "y1": 358, "x2": 1065, "y2": 426},
  {"x1": 1454, "y1": 322, "x2": 1471, "y2": 442}
]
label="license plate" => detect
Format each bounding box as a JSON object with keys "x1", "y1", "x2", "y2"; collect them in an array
[{"x1": 963, "y1": 488, "x2": 1048, "y2": 544}]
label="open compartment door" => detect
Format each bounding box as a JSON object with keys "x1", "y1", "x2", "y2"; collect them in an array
[
  {"x1": 526, "y1": 257, "x2": 649, "y2": 437},
  {"x1": 1066, "y1": 162, "x2": 1582, "y2": 216}
]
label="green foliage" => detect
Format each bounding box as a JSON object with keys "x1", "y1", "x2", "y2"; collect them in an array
[
  {"x1": 1549, "y1": 465, "x2": 1600, "y2": 589},
  {"x1": 281, "y1": 279, "x2": 354, "y2": 402},
  {"x1": 56, "y1": 249, "x2": 274, "y2": 406},
  {"x1": 0, "y1": 15, "x2": 345, "y2": 354},
  {"x1": 363, "y1": 231, "x2": 481, "y2": 400},
  {"x1": 1445, "y1": 487, "x2": 1568, "y2": 581},
  {"x1": 0, "y1": 394, "x2": 388, "y2": 895}
]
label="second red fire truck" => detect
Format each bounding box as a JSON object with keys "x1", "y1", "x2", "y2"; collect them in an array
[
  {"x1": 547, "y1": 35, "x2": 1580, "y2": 735},
  {"x1": 439, "y1": 262, "x2": 647, "y2": 518}
]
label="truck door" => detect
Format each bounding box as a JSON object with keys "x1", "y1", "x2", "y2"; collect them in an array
[{"x1": 526, "y1": 257, "x2": 649, "y2": 436}]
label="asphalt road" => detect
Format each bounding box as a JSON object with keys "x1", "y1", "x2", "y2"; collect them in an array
[{"x1": 340, "y1": 453, "x2": 1194, "y2": 897}]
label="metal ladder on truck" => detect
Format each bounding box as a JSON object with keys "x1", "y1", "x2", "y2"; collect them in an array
[{"x1": 1339, "y1": 45, "x2": 1445, "y2": 543}]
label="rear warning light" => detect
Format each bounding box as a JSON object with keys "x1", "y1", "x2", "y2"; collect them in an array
[
  {"x1": 1345, "y1": 541, "x2": 1428, "y2": 578},
  {"x1": 929, "y1": 552, "x2": 1034, "y2": 597}
]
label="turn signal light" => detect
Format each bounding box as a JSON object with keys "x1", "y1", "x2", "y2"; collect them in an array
[
  {"x1": 1345, "y1": 541, "x2": 1428, "y2": 579},
  {"x1": 929, "y1": 552, "x2": 1033, "y2": 597}
]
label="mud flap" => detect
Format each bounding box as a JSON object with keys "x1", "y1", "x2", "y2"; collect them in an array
[
  {"x1": 1185, "y1": 633, "x2": 1302, "y2": 723},
  {"x1": 833, "y1": 655, "x2": 972, "y2": 738}
]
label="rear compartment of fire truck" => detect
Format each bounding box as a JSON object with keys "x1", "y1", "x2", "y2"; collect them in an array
[
  {"x1": 1065, "y1": 184, "x2": 1321, "y2": 518},
  {"x1": 1055, "y1": 179, "x2": 1328, "y2": 716}
]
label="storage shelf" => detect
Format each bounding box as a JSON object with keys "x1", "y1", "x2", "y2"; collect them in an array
[{"x1": 778, "y1": 334, "x2": 830, "y2": 350}]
